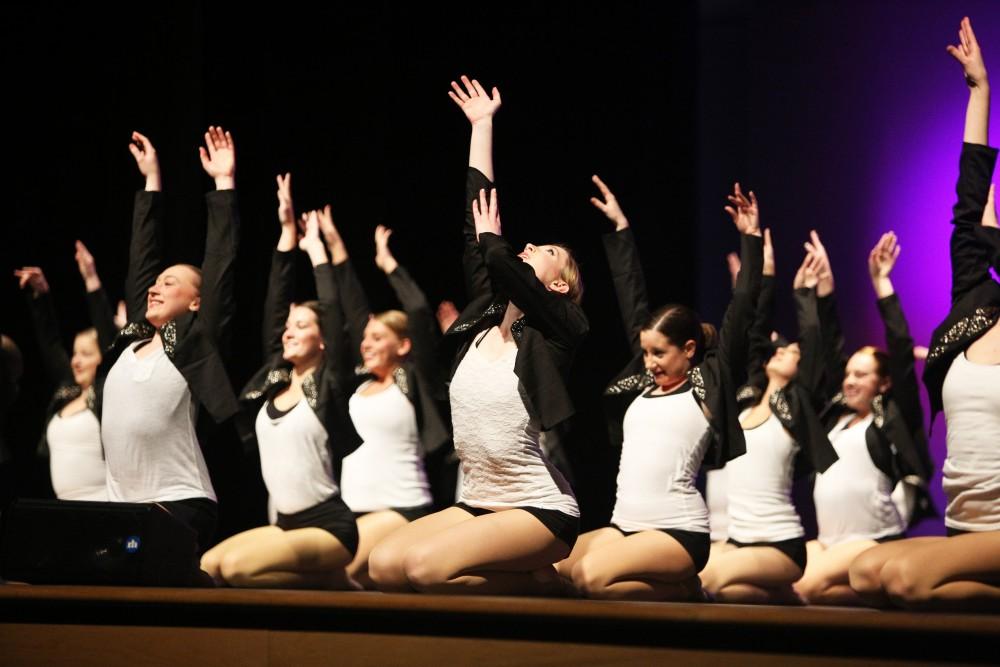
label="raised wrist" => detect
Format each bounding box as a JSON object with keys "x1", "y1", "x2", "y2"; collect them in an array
[
  {"x1": 145, "y1": 173, "x2": 162, "y2": 192},
  {"x1": 214, "y1": 175, "x2": 235, "y2": 190},
  {"x1": 83, "y1": 276, "x2": 102, "y2": 293}
]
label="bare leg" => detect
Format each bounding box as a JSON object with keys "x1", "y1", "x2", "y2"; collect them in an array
[
  {"x1": 368, "y1": 507, "x2": 475, "y2": 592},
  {"x1": 211, "y1": 526, "x2": 356, "y2": 589},
  {"x1": 348, "y1": 510, "x2": 409, "y2": 589},
  {"x1": 794, "y1": 539, "x2": 878, "y2": 606},
  {"x1": 848, "y1": 537, "x2": 944, "y2": 607},
  {"x1": 201, "y1": 526, "x2": 280, "y2": 584},
  {"x1": 570, "y1": 530, "x2": 702, "y2": 601},
  {"x1": 555, "y1": 527, "x2": 627, "y2": 582},
  {"x1": 400, "y1": 509, "x2": 572, "y2": 596},
  {"x1": 700, "y1": 545, "x2": 803, "y2": 604},
  {"x1": 881, "y1": 532, "x2": 1000, "y2": 611}
]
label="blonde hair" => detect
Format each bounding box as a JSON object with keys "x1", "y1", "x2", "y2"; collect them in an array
[
  {"x1": 554, "y1": 244, "x2": 584, "y2": 305},
  {"x1": 374, "y1": 310, "x2": 409, "y2": 340},
  {"x1": 170, "y1": 263, "x2": 203, "y2": 292}
]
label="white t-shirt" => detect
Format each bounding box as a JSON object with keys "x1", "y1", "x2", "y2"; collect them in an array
[
  {"x1": 611, "y1": 386, "x2": 711, "y2": 533},
  {"x1": 343, "y1": 381, "x2": 432, "y2": 512},
  {"x1": 46, "y1": 409, "x2": 107, "y2": 501},
  {"x1": 942, "y1": 351, "x2": 1000, "y2": 531},
  {"x1": 102, "y1": 341, "x2": 215, "y2": 503},
  {"x1": 706, "y1": 467, "x2": 729, "y2": 541},
  {"x1": 726, "y1": 411, "x2": 803, "y2": 543},
  {"x1": 256, "y1": 399, "x2": 338, "y2": 515},
  {"x1": 449, "y1": 337, "x2": 578, "y2": 516},
  {"x1": 814, "y1": 413, "x2": 903, "y2": 546}
]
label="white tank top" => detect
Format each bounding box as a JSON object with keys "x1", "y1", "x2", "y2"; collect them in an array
[
  {"x1": 814, "y1": 413, "x2": 904, "y2": 546},
  {"x1": 942, "y1": 351, "x2": 1000, "y2": 531},
  {"x1": 706, "y1": 467, "x2": 729, "y2": 541},
  {"x1": 343, "y1": 381, "x2": 432, "y2": 512},
  {"x1": 449, "y1": 336, "x2": 578, "y2": 516},
  {"x1": 256, "y1": 399, "x2": 338, "y2": 515},
  {"x1": 611, "y1": 386, "x2": 711, "y2": 533},
  {"x1": 102, "y1": 341, "x2": 216, "y2": 503},
  {"x1": 46, "y1": 409, "x2": 107, "y2": 501},
  {"x1": 726, "y1": 411, "x2": 803, "y2": 543}
]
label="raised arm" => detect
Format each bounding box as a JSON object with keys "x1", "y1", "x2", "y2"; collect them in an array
[
  {"x1": 745, "y1": 228, "x2": 777, "y2": 390},
  {"x1": 323, "y1": 206, "x2": 372, "y2": 358},
  {"x1": 125, "y1": 131, "x2": 164, "y2": 322},
  {"x1": 593, "y1": 175, "x2": 649, "y2": 353},
  {"x1": 792, "y1": 253, "x2": 824, "y2": 397},
  {"x1": 715, "y1": 183, "x2": 763, "y2": 380},
  {"x1": 946, "y1": 17, "x2": 998, "y2": 304},
  {"x1": 450, "y1": 76, "x2": 502, "y2": 304},
  {"x1": 300, "y1": 211, "x2": 350, "y2": 384},
  {"x1": 377, "y1": 225, "x2": 443, "y2": 384},
  {"x1": 15, "y1": 267, "x2": 72, "y2": 385},
  {"x1": 75, "y1": 241, "x2": 118, "y2": 351},
  {"x1": 806, "y1": 230, "x2": 847, "y2": 401},
  {"x1": 261, "y1": 174, "x2": 299, "y2": 358},
  {"x1": 198, "y1": 126, "x2": 240, "y2": 348}
]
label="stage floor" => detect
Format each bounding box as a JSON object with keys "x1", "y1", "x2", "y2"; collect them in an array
[{"x1": 1, "y1": 584, "x2": 998, "y2": 666}]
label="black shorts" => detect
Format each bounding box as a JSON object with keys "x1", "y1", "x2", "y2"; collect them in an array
[
  {"x1": 158, "y1": 497, "x2": 218, "y2": 555},
  {"x1": 612, "y1": 524, "x2": 711, "y2": 573},
  {"x1": 454, "y1": 502, "x2": 580, "y2": 549},
  {"x1": 353, "y1": 504, "x2": 434, "y2": 523},
  {"x1": 727, "y1": 536, "x2": 807, "y2": 572},
  {"x1": 276, "y1": 494, "x2": 359, "y2": 556},
  {"x1": 876, "y1": 532, "x2": 908, "y2": 543}
]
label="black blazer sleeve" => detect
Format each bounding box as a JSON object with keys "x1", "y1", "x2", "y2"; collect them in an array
[
  {"x1": 717, "y1": 233, "x2": 764, "y2": 385},
  {"x1": 262, "y1": 250, "x2": 296, "y2": 358},
  {"x1": 816, "y1": 292, "x2": 847, "y2": 403},
  {"x1": 200, "y1": 190, "x2": 240, "y2": 351},
  {"x1": 793, "y1": 287, "x2": 823, "y2": 397},
  {"x1": 85, "y1": 288, "x2": 118, "y2": 353},
  {"x1": 333, "y1": 259, "x2": 373, "y2": 364},
  {"x1": 125, "y1": 191, "x2": 165, "y2": 322},
  {"x1": 877, "y1": 294, "x2": 929, "y2": 471},
  {"x1": 745, "y1": 275, "x2": 777, "y2": 390},
  {"x1": 463, "y1": 168, "x2": 497, "y2": 305},
  {"x1": 26, "y1": 292, "x2": 73, "y2": 386},
  {"x1": 950, "y1": 143, "x2": 999, "y2": 305},
  {"x1": 479, "y1": 233, "x2": 589, "y2": 349},
  {"x1": 602, "y1": 228, "x2": 650, "y2": 355},
  {"x1": 387, "y1": 265, "x2": 445, "y2": 389},
  {"x1": 314, "y1": 262, "x2": 351, "y2": 385}
]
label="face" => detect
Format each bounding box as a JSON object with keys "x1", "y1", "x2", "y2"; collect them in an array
[
  {"x1": 361, "y1": 318, "x2": 411, "y2": 376},
  {"x1": 518, "y1": 243, "x2": 569, "y2": 295},
  {"x1": 282, "y1": 306, "x2": 324, "y2": 366},
  {"x1": 71, "y1": 333, "x2": 101, "y2": 388},
  {"x1": 640, "y1": 329, "x2": 695, "y2": 387},
  {"x1": 842, "y1": 351, "x2": 889, "y2": 414},
  {"x1": 146, "y1": 265, "x2": 201, "y2": 327},
  {"x1": 765, "y1": 343, "x2": 801, "y2": 382}
]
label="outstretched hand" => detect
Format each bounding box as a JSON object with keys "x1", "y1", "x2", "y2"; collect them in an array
[
  {"x1": 792, "y1": 251, "x2": 822, "y2": 290},
  {"x1": 199, "y1": 126, "x2": 236, "y2": 189},
  {"x1": 762, "y1": 228, "x2": 775, "y2": 276},
  {"x1": 726, "y1": 252, "x2": 741, "y2": 289},
  {"x1": 589, "y1": 175, "x2": 629, "y2": 231},
  {"x1": 983, "y1": 183, "x2": 998, "y2": 228},
  {"x1": 868, "y1": 231, "x2": 901, "y2": 281},
  {"x1": 947, "y1": 16, "x2": 988, "y2": 88},
  {"x1": 14, "y1": 267, "x2": 50, "y2": 296},
  {"x1": 374, "y1": 225, "x2": 399, "y2": 274},
  {"x1": 724, "y1": 183, "x2": 761, "y2": 236},
  {"x1": 317, "y1": 205, "x2": 348, "y2": 265},
  {"x1": 114, "y1": 299, "x2": 128, "y2": 329},
  {"x1": 449, "y1": 75, "x2": 502, "y2": 125},
  {"x1": 298, "y1": 210, "x2": 329, "y2": 266},
  {"x1": 436, "y1": 300, "x2": 459, "y2": 334},
  {"x1": 74, "y1": 241, "x2": 103, "y2": 292},
  {"x1": 128, "y1": 131, "x2": 161, "y2": 191},
  {"x1": 472, "y1": 188, "x2": 502, "y2": 240},
  {"x1": 275, "y1": 173, "x2": 297, "y2": 251},
  {"x1": 803, "y1": 230, "x2": 834, "y2": 297}
]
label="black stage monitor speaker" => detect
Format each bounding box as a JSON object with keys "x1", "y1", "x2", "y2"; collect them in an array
[{"x1": 0, "y1": 499, "x2": 207, "y2": 586}]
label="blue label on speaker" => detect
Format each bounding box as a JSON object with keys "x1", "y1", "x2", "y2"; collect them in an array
[{"x1": 125, "y1": 536, "x2": 141, "y2": 554}]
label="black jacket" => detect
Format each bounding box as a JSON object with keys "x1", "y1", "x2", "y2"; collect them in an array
[
  {"x1": 28, "y1": 288, "x2": 116, "y2": 459},
  {"x1": 924, "y1": 142, "x2": 1000, "y2": 420},
  {"x1": 333, "y1": 259, "x2": 451, "y2": 456},
  {"x1": 96, "y1": 189, "x2": 241, "y2": 428},
  {"x1": 602, "y1": 226, "x2": 762, "y2": 470},
  {"x1": 817, "y1": 291, "x2": 936, "y2": 520},
  {"x1": 240, "y1": 251, "x2": 362, "y2": 461},
  {"x1": 737, "y1": 277, "x2": 838, "y2": 477},
  {"x1": 444, "y1": 168, "x2": 589, "y2": 431}
]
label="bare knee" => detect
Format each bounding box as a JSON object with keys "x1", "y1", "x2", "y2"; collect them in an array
[
  {"x1": 401, "y1": 546, "x2": 451, "y2": 590},
  {"x1": 848, "y1": 550, "x2": 885, "y2": 596},
  {"x1": 200, "y1": 549, "x2": 223, "y2": 579},
  {"x1": 368, "y1": 543, "x2": 411, "y2": 590},
  {"x1": 793, "y1": 574, "x2": 828, "y2": 602},
  {"x1": 883, "y1": 559, "x2": 932, "y2": 608},
  {"x1": 571, "y1": 557, "x2": 613, "y2": 599},
  {"x1": 218, "y1": 550, "x2": 260, "y2": 587}
]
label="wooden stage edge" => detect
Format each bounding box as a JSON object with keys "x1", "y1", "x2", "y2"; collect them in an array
[{"x1": 1, "y1": 584, "x2": 999, "y2": 666}]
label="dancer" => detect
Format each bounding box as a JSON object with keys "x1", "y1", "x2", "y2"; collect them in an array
[
  {"x1": 98, "y1": 127, "x2": 240, "y2": 551},
  {"x1": 200, "y1": 175, "x2": 361, "y2": 588},
  {"x1": 15, "y1": 243, "x2": 118, "y2": 501},
  {"x1": 367, "y1": 76, "x2": 586, "y2": 595},
  {"x1": 792, "y1": 228, "x2": 933, "y2": 605},
  {"x1": 318, "y1": 209, "x2": 449, "y2": 588},
  {"x1": 849, "y1": 17, "x2": 1000, "y2": 611},
  {"x1": 699, "y1": 229, "x2": 838, "y2": 603},
  {"x1": 554, "y1": 176, "x2": 761, "y2": 601}
]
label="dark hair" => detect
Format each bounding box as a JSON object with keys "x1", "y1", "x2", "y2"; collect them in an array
[
  {"x1": 294, "y1": 300, "x2": 327, "y2": 335},
  {"x1": 854, "y1": 345, "x2": 891, "y2": 381},
  {"x1": 642, "y1": 304, "x2": 716, "y2": 364}
]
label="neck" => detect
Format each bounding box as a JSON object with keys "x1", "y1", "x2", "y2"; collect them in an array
[
  {"x1": 291, "y1": 358, "x2": 320, "y2": 382},
  {"x1": 762, "y1": 376, "x2": 789, "y2": 402},
  {"x1": 653, "y1": 373, "x2": 688, "y2": 394},
  {"x1": 370, "y1": 363, "x2": 400, "y2": 382},
  {"x1": 499, "y1": 302, "x2": 523, "y2": 339}
]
